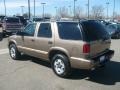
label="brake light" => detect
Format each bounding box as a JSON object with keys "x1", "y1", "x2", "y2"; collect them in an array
[{"x1": 83, "y1": 44, "x2": 90, "y2": 53}]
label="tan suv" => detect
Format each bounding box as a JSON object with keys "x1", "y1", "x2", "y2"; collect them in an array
[{"x1": 8, "y1": 20, "x2": 114, "y2": 77}]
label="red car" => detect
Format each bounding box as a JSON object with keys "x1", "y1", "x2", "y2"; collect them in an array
[{"x1": 2, "y1": 17, "x2": 23, "y2": 35}]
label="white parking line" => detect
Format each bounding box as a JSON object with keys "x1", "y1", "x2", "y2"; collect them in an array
[{"x1": 0, "y1": 48, "x2": 9, "y2": 55}]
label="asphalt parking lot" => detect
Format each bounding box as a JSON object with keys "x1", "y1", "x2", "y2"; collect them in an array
[{"x1": 0, "y1": 33, "x2": 120, "y2": 90}]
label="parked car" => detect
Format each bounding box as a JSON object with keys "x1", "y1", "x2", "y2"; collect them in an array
[
  {"x1": 2, "y1": 17, "x2": 23, "y2": 35},
  {"x1": 32, "y1": 17, "x2": 50, "y2": 22},
  {"x1": 16, "y1": 16, "x2": 27, "y2": 26},
  {"x1": 32, "y1": 17, "x2": 43, "y2": 22},
  {"x1": 8, "y1": 20, "x2": 114, "y2": 77},
  {"x1": 106, "y1": 23, "x2": 120, "y2": 39}
]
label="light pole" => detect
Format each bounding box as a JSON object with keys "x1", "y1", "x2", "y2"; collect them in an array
[
  {"x1": 34, "y1": 0, "x2": 36, "y2": 18},
  {"x1": 88, "y1": 0, "x2": 90, "y2": 19},
  {"x1": 54, "y1": 7, "x2": 57, "y2": 17},
  {"x1": 4, "y1": 0, "x2": 6, "y2": 16},
  {"x1": 41, "y1": 3, "x2": 46, "y2": 19},
  {"x1": 113, "y1": 0, "x2": 115, "y2": 20},
  {"x1": 106, "y1": 2, "x2": 110, "y2": 19},
  {"x1": 85, "y1": 4, "x2": 88, "y2": 19},
  {"x1": 69, "y1": 5, "x2": 71, "y2": 15},
  {"x1": 20, "y1": 6, "x2": 24, "y2": 16},
  {"x1": 28, "y1": 0, "x2": 31, "y2": 19},
  {"x1": 74, "y1": 0, "x2": 77, "y2": 19}
]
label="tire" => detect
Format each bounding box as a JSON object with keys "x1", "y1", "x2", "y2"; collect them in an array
[
  {"x1": 9, "y1": 44, "x2": 21, "y2": 60},
  {"x1": 51, "y1": 54, "x2": 71, "y2": 78},
  {"x1": 0, "y1": 32, "x2": 3, "y2": 41}
]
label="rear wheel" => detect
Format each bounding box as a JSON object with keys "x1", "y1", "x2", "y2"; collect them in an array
[
  {"x1": 51, "y1": 54, "x2": 71, "y2": 78},
  {"x1": 9, "y1": 44, "x2": 21, "y2": 60}
]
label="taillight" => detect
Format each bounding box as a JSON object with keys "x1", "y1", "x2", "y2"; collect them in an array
[{"x1": 83, "y1": 43, "x2": 90, "y2": 53}]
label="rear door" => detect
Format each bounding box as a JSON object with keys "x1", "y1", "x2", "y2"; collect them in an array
[{"x1": 81, "y1": 21, "x2": 111, "y2": 57}]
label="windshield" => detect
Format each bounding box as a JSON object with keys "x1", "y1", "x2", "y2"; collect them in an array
[
  {"x1": 81, "y1": 21, "x2": 110, "y2": 41},
  {"x1": 5, "y1": 18, "x2": 20, "y2": 23}
]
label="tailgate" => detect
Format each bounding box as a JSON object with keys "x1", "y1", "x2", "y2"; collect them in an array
[{"x1": 89, "y1": 39, "x2": 111, "y2": 57}]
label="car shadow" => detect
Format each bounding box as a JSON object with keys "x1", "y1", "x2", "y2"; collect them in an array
[
  {"x1": 68, "y1": 60, "x2": 120, "y2": 85},
  {"x1": 18, "y1": 55, "x2": 51, "y2": 68},
  {"x1": 31, "y1": 58, "x2": 51, "y2": 68},
  {"x1": 16, "y1": 55, "x2": 120, "y2": 85},
  {"x1": 0, "y1": 33, "x2": 10, "y2": 41}
]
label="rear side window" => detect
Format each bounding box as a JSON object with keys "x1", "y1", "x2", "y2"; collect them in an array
[
  {"x1": 81, "y1": 21, "x2": 110, "y2": 41},
  {"x1": 57, "y1": 22, "x2": 82, "y2": 40},
  {"x1": 38, "y1": 23, "x2": 52, "y2": 38}
]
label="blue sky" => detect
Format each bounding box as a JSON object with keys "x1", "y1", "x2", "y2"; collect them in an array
[{"x1": 0, "y1": 0, "x2": 120, "y2": 17}]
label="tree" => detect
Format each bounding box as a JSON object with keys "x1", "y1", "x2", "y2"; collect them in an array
[
  {"x1": 23, "y1": 13, "x2": 29, "y2": 19},
  {"x1": 16, "y1": 13, "x2": 20, "y2": 16},
  {"x1": 75, "y1": 6, "x2": 84, "y2": 19},
  {"x1": 91, "y1": 5, "x2": 104, "y2": 19},
  {"x1": 44, "y1": 13, "x2": 52, "y2": 18},
  {"x1": 57, "y1": 6, "x2": 69, "y2": 18}
]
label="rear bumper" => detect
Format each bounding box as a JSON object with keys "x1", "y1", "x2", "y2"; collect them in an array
[
  {"x1": 91, "y1": 50, "x2": 114, "y2": 68},
  {"x1": 70, "y1": 50, "x2": 114, "y2": 69}
]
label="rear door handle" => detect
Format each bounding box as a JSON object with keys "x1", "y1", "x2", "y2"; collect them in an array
[{"x1": 48, "y1": 41, "x2": 53, "y2": 44}]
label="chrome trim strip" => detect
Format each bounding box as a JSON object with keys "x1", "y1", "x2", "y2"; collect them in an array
[
  {"x1": 18, "y1": 46, "x2": 48, "y2": 54},
  {"x1": 71, "y1": 57, "x2": 90, "y2": 62}
]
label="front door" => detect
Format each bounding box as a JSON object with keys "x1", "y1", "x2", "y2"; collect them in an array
[
  {"x1": 34, "y1": 23, "x2": 54, "y2": 60},
  {"x1": 19, "y1": 23, "x2": 36, "y2": 56}
]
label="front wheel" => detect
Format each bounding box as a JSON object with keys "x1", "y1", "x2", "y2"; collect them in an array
[
  {"x1": 9, "y1": 44, "x2": 21, "y2": 60},
  {"x1": 51, "y1": 54, "x2": 71, "y2": 78}
]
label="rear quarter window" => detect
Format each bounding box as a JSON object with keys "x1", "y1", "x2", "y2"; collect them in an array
[{"x1": 57, "y1": 22, "x2": 82, "y2": 40}]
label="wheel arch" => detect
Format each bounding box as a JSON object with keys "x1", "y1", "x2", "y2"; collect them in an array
[
  {"x1": 48, "y1": 47, "x2": 70, "y2": 61},
  {"x1": 8, "y1": 40, "x2": 17, "y2": 47}
]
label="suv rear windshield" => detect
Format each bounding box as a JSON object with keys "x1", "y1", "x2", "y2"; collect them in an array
[
  {"x1": 57, "y1": 22, "x2": 82, "y2": 40},
  {"x1": 5, "y1": 18, "x2": 20, "y2": 23},
  {"x1": 81, "y1": 21, "x2": 110, "y2": 41}
]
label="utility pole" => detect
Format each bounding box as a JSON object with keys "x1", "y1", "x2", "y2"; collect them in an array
[
  {"x1": 69, "y1": 5, "x2": 71, "y2": 15},
  {"x1": 113, "y1": 0, "x2": 115, "y2": 20},
  {"x1": 34, "y1": 0, "x2": 35, "y2": 18},
  {"x1": 4, "y1": 0, "x2": 6, "y2": 16},
  {"x1": 54, "y1": 7, "x2": 57, "y2": 17},
  {"x1": 20, "y1": 6, "x2": 24, "y2": 16},
  {"x1": 106, "y1": 2, "x2": 110, "y2": 19},
  {"x1": 85, "y1": 4, "x2": 88, "y2": 19},
  {"x1": 74, "y1": 0, "x2": 77, "y2": 19},
  {"x1": 28, "y1": 0, "x2": 31, "y2": 19},
  {"x1": 88, "y1": 0, "x2": 89, "y2": 19},
  {"x1": 69, "y1": 5, "x2": 72, "y2": 17},
  {"x1": 41, "y1": 3, "x2": 46, "y2": 20}
]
